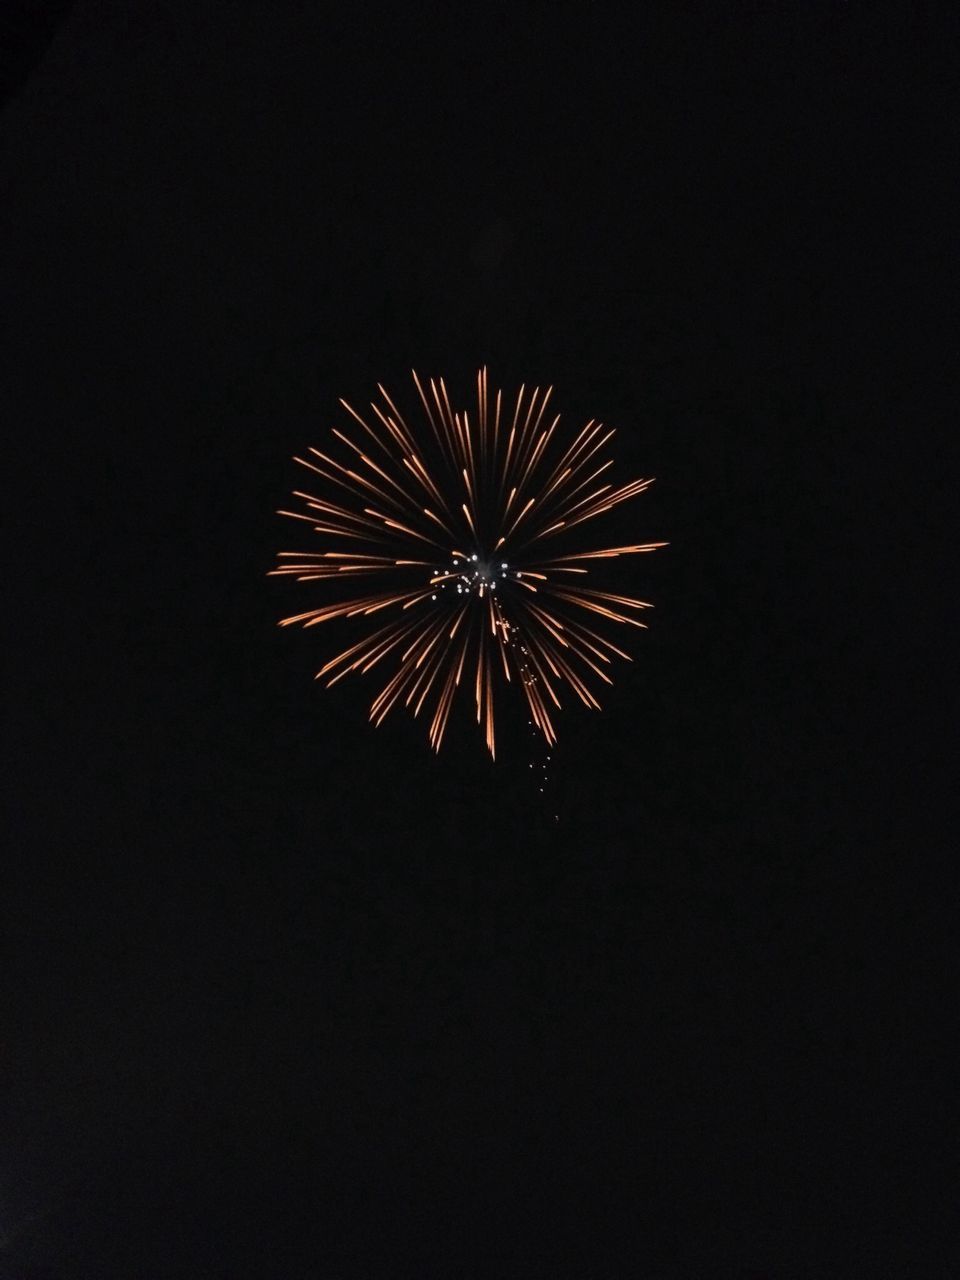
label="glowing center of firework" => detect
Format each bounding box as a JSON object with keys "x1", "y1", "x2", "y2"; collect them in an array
[
  {"x1": 461, "y1": 551, "x2": 511, "y2": 592},
  {"x1": 429, "y1": 552, "x2": 515, "y2": 600},
  {"x1": 474, "y1": 554, "x2": 504, "y2": 582}
]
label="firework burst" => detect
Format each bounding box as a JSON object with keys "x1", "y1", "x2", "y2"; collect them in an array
[{"x1": 271, "y1": 369, "x2": 666, "y2": 758}]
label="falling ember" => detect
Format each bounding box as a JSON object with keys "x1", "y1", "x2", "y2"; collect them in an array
[{"x1": 270, "y1": 368, "x2": 667, "y2": 758}]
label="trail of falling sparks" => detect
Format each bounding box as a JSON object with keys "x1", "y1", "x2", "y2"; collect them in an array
[{"x1": 271, "y1": 369, "x2": 666, "y2": 757}]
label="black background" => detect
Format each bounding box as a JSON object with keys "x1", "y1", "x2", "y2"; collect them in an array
[{"x1": 2, "y1": 3, "x2": 954, "y2": 1276}]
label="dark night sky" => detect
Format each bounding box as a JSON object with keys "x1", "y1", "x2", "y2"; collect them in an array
[{"x1": 2, "y1": 3, "x2": 954, "y2": 1277}]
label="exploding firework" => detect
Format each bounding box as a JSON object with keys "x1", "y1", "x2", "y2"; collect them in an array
[{"x1": 271, "y1": 369, "x2": 666, "y2": 758}]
